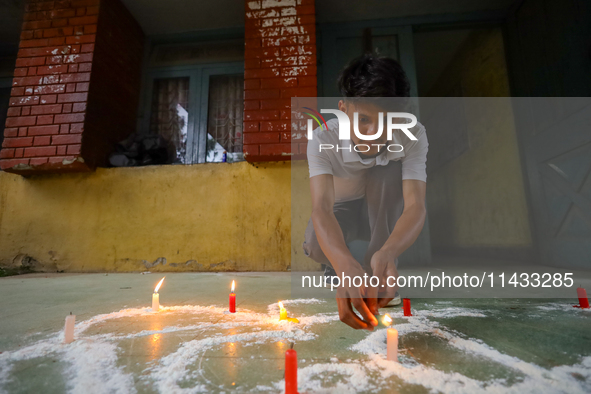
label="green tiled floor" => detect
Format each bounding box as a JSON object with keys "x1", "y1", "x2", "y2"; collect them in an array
[{"x1": 0, "y1": 273, "x2": 589, "y2": 393}]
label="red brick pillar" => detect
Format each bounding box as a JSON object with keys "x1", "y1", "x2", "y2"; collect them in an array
[
  {"x1": 243, "y1": 0, "x2": 317, "y2": 162},
  {"x1": 0, "y1": 0, "x2": 144, "y2": 175}
]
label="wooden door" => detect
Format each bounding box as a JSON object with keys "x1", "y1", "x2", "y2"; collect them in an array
[{"x1": 505, "y1": 0, "x2": 591, "y2": 268}]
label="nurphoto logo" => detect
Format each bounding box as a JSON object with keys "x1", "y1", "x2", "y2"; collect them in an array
[{"x1": 303, "y1": 107, "x2": 418, "y2": 153}]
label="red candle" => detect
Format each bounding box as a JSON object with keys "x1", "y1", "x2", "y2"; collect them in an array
[
  {"x1": 285, "y1": 348, "x2": 298, "y2": 394},
  {"x1": 403, "y1": 298, "x2": 412, "y2": 316},
  {"x1": 577, "y1": 287, "x2": 589, "y2": 309},
  {"x1": 229, "y1": 280, "x2": 236, "y2": 313}
]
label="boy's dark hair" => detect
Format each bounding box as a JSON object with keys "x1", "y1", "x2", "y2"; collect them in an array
[{"x1": 337, "y1": 53, "x2": 410, "y2": 98}]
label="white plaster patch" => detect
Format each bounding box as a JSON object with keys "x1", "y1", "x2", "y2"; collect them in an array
[
  {"x1": 281, "y1": 7, "x2": 297, "y2": 16},
  {"x1": 246, "y1": 1, "x2": 261, "y2": 10},
  {"x1": 262, "y1": 16, "x2": 296, "y2": 27},
  {"x1": 262, "y1": 0, "x2": 296, "y2": 9}
]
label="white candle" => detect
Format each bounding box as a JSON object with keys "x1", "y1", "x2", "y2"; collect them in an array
[
  {"x1": 387, "y1": 328, "x2": 398, "y2": 361},
  {"x1": 152, "y1": 292, "x2": 159, "y2": 311},
  {"x1": 64, "y1": 313, "x2": 75, "y2": 344},
  {"x1": 382, "y1": 314, "x2": 398, "y2": 362},
  {"x1": 152, "y1": 277, "x2": 165, "y2": 312}
]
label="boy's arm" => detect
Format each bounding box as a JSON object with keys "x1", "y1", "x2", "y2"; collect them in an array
[
  {"x1": 310, "y1": 174, "x2": 377, "y2": 330},
  {"x1": 309, "y1": 174, "x2": 356, "y2": 275},
  {"x1": 368, "y1": 179, "x2": 427, "y2": 308},
  {"x1": 379, "y1": 179, "x2": 427, "y2": 258}
]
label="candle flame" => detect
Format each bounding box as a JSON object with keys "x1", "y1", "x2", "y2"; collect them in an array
[
  {"x1": 383, "y1": 314, "x2": 392, "y2": 326},
  {"x1": 278, "y1": 301, "x2": 285, "y2": 310},
  {"x1": 154, "y1": 277, "x2": 165, "y2": 293},
  {"x1": 231, "y1": 280, "x2": 235, "y2": 292}
]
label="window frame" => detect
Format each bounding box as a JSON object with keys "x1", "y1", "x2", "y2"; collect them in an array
[{"x1": 141, "y1": 61, "x2": 244, "y2": 164}]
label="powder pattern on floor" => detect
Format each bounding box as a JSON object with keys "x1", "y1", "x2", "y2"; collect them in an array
[{"x1": 0, "y1": 300, "x2": 590, "y2": 394}]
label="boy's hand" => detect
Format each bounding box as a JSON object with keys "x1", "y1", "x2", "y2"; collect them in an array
[
  {"x1": 336, "y1": 297, "x2": 377, "y2": 330},
  {"x1": 334, "y1": 259, "x2": 379, "y2": 330},
  {"x1": 367, "y1": 249, "x2": 399, "y2": 313}
]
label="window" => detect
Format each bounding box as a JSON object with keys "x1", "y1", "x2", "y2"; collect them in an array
[
  {"x1": 206, "y1": 74, "x2": 244, "y2": 163},
  {"x1": 149, "y1": 77, "x2": 190, "y2": 164},
  {"x1": 143, "y1": 65, "x2": 244, "y2": 165}
]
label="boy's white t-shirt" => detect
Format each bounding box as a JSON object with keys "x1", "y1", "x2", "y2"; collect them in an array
[{"x1": 306, "y1": 117, "x2": 428, "y2": 202}]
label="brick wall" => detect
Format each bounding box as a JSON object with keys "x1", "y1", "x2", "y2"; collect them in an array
[
  {"x1": 243, "y1": 0, "x2": 317, "y2": 162},
  {"x1": 0, "y1": 0, "x2": 144, "y2": 175}
]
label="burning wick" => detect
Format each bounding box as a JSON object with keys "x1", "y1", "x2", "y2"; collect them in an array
[
  {"x1": 229, "y1": 280, "x2": 236, "y2": 313},
  {"x1": 383, "y1": 314, "x2": 398, "y2": 362},
  {"x1": 278, "y1": 301, "x2": 299, "y2": 323},
  {"x1": 64, "y1": 312, "x2": 75, "y2": 344},
  {"x1": 152, "y1": 277, "x2": 165, "y2": 312}
]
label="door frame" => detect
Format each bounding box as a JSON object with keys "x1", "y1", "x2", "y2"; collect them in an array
[
  {"x1": 316, "y1": 11, "x2": 506, "y2": 98},
  {"x1": 504, "y1": 0, "x2": 591, "y2": 267},
  {"x1": 319, "y1": 24, "x2": 418, "y2": 98}
]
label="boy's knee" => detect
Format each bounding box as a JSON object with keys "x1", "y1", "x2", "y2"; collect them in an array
[
  {"x1": 302, "y1": 224, "x2": 330, "y2": 265},
  {"x1": 302, "y1": 236, "x2": 322, "y2": 260}
]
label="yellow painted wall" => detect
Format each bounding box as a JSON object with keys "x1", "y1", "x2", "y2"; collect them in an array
[
  {"x1": 0, "y1": 161, "x2": 313, "y2": 272},
  {"x1": 290, "y1": 159, "x2": 320, "y2": 271},
  {"x1": 426, "y1": 28, "x2": 532, "y2": 249}
]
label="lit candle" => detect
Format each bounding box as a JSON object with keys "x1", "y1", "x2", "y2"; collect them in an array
[
  {"x1": 383, "y1": 314, "x2": 398, "y2": 362},
  {"x1": 152, "y1": 277, "x2": 165, "y2": 312},
  {"x1": 285, "y1": 347, "x2": 298, "y2": 394},
  {"x1": 279, "y1": 301, "x2": 288, "y2": 320},
  {"x1": 229, "y1": 280, "x2": 236, "y2": 313},
  {"x1": 64, "y1": 312, "x2": 75, "y2": 344},
  {"x1": 278, "y1": 301, "x2": 299, "y2": 323},
  {"x1": 403, "y1": 298, "x2": 412, "y2": 316},
  {"x1": 577, "y1": 287, "x2": 590, "y2": 309}
]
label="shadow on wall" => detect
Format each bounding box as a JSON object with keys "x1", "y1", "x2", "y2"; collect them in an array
[{"x1": 423, "y1": 28, "x2": 533, "y2": 263}]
